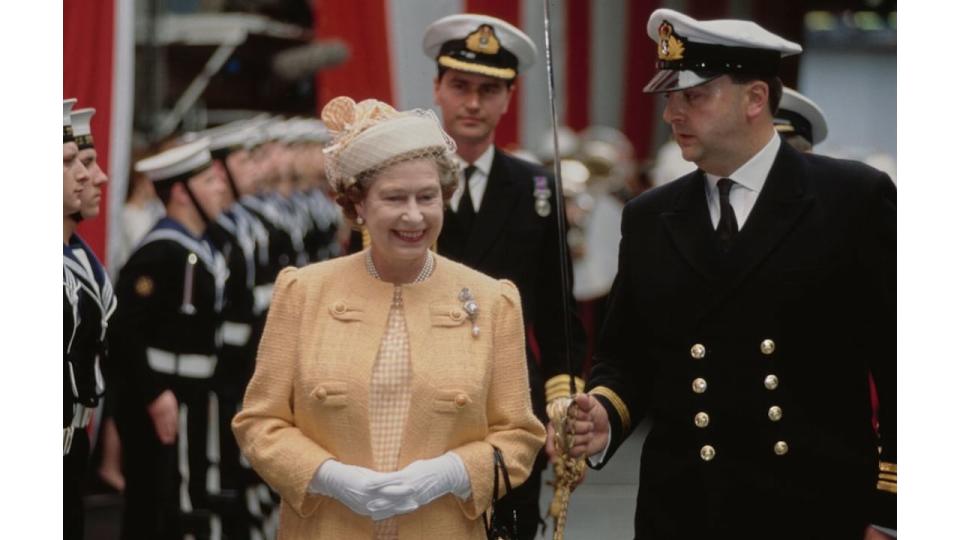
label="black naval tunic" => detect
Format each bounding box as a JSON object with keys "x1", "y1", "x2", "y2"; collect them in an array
[
  {"x1": 587, "y1": 143, "x2": 896, "y2": 539},
  {"x1": 63, "y1": 235, "x2": 116, "y2": 540},
  {"x1": 109, "y1": 217, "x2": 227, "y2": 540},
  {"x1": 437, "y1": 148, "x2": 587, "y2": 538}
]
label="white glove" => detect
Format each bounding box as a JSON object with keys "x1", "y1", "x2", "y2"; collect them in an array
[
  {"x1": 369, "y1": 452, "x2": 472, "y2": 516},
  {"x1": 308, "y1": 460, "x2": 416, "y2": 520}
]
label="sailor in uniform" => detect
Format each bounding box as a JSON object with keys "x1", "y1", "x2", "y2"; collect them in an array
[
  {"x1": 63, "y1": 98, "x2": 103, "y2": 540},
  {"x1": 109, "y1": 138, "x2": 229, "y2": 539}
]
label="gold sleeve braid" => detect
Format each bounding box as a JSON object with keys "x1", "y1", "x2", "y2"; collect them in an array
[
  {"x1": 588, "y1": 386, "x2": 631, "y2": 434},
  {"x1": 877, "y1": 461, "x2": 897, "y2": 494}
]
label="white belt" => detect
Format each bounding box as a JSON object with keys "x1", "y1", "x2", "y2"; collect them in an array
[
  {"x1": 221, "y1": 321, "x2": 252, "y2": 346},
  {"x1": 253, "y1": 284, "x2": 273, "y2": 315},
  {"x1": 147, "y1": 347, "x2": 217, "y2": 379}
]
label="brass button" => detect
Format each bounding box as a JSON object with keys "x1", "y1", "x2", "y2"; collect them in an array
[
  {"x1": 694, "y1": 412, "x2": 710, "y2": 428},
  {"x1": 760, "y1": 339, "x2": 776, "y2": 355},
  {"x1": 774, "y1": 441, "x2": 789, "y2": 456},
  {"x1": 700, "y1": 445, "x2": 716, "y2": 461},
  {"x1": 454, "y1": 394, "x2": 468, "y2": 407},
  {"x1": 690, "y1": 344, "x2": 706, "y2": 359},
  {"x1": 764, "y1": 374, "x2": 779, "y2": 390},
  {"x1": 187, "y1": 253, "x2": 198, "y2": 265},
  {"x1": 692, "y1": 378, "x2": 707, "y2": 394},
  {"x1": 768, "y1": 406, "x2": 783, "y2": 422}
]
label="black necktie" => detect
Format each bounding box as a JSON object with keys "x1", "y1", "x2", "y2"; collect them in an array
[
  {"x1": 716, "y1": 178, "x2": 738, "y2": 252},
  {"x1": 458, "y1": 165, "x2": 477, "y2": 233}
]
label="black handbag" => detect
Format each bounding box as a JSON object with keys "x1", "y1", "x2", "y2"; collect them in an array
[{"x1": 483, "y1": 446, "x2": 518, "y2": 540}]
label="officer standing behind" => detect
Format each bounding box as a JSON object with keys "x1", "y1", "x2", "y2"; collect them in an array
[
  {"x1": 774, "y1": 87, "x2": 829, "y2": 152},
  {"x1": 550, "y1": 9, "x2": 896, "y2": 540},
  {"x1": 109, "y1": 139, "x2": 229, "y2": 540},
  {"x1": 63, "y1": 98, "x2": 99, "y2": 540},
  {"x1": 423, "y1": 14, "x2": 586, "y2": 538}
]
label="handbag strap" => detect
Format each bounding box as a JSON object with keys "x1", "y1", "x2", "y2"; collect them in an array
[{"x1": 484, "y1": 445, "x2": 517, "y2": 539}]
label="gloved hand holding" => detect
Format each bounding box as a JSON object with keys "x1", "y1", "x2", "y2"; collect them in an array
[
  {"x1": 308, "y1": 460, "x2": 416, "y2": 520},
  {"x1": 369, "y1": 451, "x2": 472, "y2": 515}
]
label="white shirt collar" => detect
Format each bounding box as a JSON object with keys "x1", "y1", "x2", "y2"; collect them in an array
[
  {"x1": 705, "y1": 131, "x2": 780, "y2": 192},
  {"x1": 456, "y1": 144, "x2": 495, "y2": 176}
]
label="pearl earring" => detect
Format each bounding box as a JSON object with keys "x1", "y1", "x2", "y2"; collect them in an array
[{"x1": 356, "y1": 216, "x2": 365, "y2": 225}]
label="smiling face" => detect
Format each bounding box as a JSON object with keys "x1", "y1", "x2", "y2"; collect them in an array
[{"x1": 355, "y1": 158, "x2": 444, "y2": 281}]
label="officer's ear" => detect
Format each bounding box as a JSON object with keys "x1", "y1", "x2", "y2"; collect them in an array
[{"x1": 743, "y1": 80, "x2": 770, "y2": 120}]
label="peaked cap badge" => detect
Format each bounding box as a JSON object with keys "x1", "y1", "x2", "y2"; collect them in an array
[
  {"x1": 466, "y1": 24, "x2": 501, "y2": 55},
  {"x1": 657, "y1": 21, "x2": 685, "y2": 61}
]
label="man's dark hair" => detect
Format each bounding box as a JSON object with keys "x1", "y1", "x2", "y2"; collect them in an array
[
  {"x1": 153, "y1": 180, "x2": 175, "y2": 206},
  {"x1": 728, "y1": 74, "x2": 783, "y2": 115},
  {"x1": 437, "y1": 66, "x2": 516, "y2": 90}
]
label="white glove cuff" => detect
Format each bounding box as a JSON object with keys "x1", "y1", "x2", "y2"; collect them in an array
[
  {"x1": 444, "y1": 452, "x2": 472, "y2": 501},
  {"x1": 308, "y1": 458, "x2": 339, "y2": 495}
]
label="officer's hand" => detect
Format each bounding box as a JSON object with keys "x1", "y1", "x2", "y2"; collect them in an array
[
  {"x1": 568, "y1": 393, "x2": 610, "y2": 459},
  {"x1": 863, "y1": 526, "x2": 895, "y2": 540},
  {"x1": 148, "y1": 390, "x2": 179, "y2": 445}
]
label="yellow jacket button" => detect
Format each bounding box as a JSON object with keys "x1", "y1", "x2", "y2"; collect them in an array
[
  {"x1": 333, "y1": 302, "x2": 346, "y2": 314},
  {"x1": 454, "y1": 394, "x2": 468, "y2": 407},
  {"x1": 451, "y1": 310, "x2": 464, "y2": 321}
]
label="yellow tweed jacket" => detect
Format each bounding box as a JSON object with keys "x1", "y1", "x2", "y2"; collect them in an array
[{"x1": 233, "y1": 252, "x2": 546, "y2": 539}]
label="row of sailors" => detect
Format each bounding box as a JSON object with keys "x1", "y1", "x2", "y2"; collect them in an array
[{"x1": 63, "y1": 100, "x2": 345, "y2": 539}]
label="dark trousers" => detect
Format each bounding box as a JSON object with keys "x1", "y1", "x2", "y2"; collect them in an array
[
  {"x1": 116, "y1": 381, "x2": 215, "y2": 540},
  {"x1": 64, "y1": 429, "x2": 89, "y2": 540},
  {"x1": 495, "y1": 451, "x2": 547, "y2": 539}
]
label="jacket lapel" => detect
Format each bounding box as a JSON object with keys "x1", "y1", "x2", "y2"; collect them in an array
[
  {"x1": 661, "y1": 170, "x2": 721, "y2": 283},
  {"x1": 706, "y1": 142, "x2": 814, "y2": 311},
  {"x1": 462, "y1": 149, "x2": 522, "y2": 267}
]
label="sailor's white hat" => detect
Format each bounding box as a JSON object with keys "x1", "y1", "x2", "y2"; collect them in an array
[{"x1": 775, "y1": 87, "x2": 828, "y2": 146}]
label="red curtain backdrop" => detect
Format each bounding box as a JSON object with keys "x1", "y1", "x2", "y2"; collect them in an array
[
  {"x1": 565, "y1": 0, "x2": 590, "y2": 132},
  {"x1": 465, "y1": 0, "x2": 520, "y2": 149},
  {"x1": 313, "y1": 0, "x2": 395, "y2": 111},
  {"x1": 623, "y1": 0, "x2": 658, "y2": 161},
  {"x1": 64, "y1": 0, "x2": 115, "y2": 263}
]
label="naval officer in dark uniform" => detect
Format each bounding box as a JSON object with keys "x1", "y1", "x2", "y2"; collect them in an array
[
  {"x1": 551, "y1": 9, "x2": 896, "y2": 540},
  {"x1": 109, "y1": 138, "x2": 229, "y2": 539},
  {"x1": 423, "y1": 13, "x2": 586, "y2": 538}
]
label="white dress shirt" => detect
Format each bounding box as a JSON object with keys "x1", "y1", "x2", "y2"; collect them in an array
[
  {"x1": 703, "y1": 131, "x2": 780, "y2": 230},
  {"x1": 450, "y1": 144, "x2": 495, "y2": 213}
]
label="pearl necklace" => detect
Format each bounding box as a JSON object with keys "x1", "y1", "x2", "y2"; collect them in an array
[{"x1": 365, "y1": 250, "x2": 434, "y2": 284}]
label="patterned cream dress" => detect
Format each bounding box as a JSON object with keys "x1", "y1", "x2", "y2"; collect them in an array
[{"x1": 366, "y1": 251, "x2": 433, "y2": 539}]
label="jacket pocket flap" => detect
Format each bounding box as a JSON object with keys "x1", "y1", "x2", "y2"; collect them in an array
[{"x1": 430, "y1": 304, "x2": 468, "y2": 327}]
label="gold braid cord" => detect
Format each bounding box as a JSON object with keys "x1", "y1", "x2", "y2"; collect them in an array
[{"x1": 547, "y1": 396, "x2": 587, "y2": 540}]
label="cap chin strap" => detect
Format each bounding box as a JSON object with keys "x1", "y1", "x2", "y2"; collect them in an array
[
  {"x1": 210, "y1": 149, "x2": 241, "y2": 201},
  {"x1": 181, "y1": 180, "x2": 212, "y2": 226}
]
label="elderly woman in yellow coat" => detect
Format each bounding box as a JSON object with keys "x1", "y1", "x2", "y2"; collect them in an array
[{"x1": 233, "y1": 97, "x2": 545, "y2": 539}]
